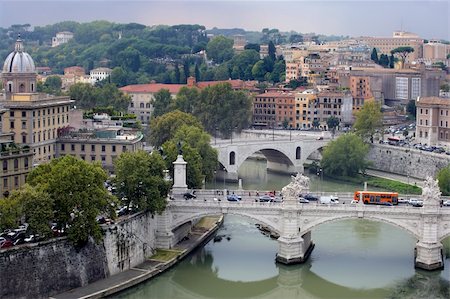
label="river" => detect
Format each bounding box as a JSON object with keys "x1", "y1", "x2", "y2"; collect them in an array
[{"x1": 113, "y1": 159, "x2": 450, "y2": 299}]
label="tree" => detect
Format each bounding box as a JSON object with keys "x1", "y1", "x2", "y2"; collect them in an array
[
  {"x1": 441, "y1": 83, "x2": 450, "y2": 93},
  {"x1": 379, "y1": 54, "x2": 389, "y2": 67},
  {"x1": 183, "y1": 60, "x2": 190, "y2": 83},
  {"x1": 174, "y1": 63, "x2": 181, "y2": 83},
  {"x1": 437, "y1": 165, "x2": 450, "y2": 196},
  {"x1": 389, "y1": 54, "x2": 395, "y2": 68},
  {"x1": 268, "y1": 41, "x2": 276, "y2": 61},
  {"x1": 370, "y1": 48, "x2": 379, "y2": 63},
  {"x1": 353, "y1": 100, "x2": 383, "y2": 142},
  {"x1": 321, "y1": 134, "x2": 370, "y2": 177},
  {"x1": 196, "y1": 83, "x2": 252, "y2": 138},
  {"x1": 244, "y1": 43, "x2": 260, "y2": 52},
  {"x1": 152, "y1": 89, "x2": 173, "y2": 118},
  {"x1": 194, "y1": 63, "x2": 200, "y2": 81},
  {"x1": 110, "y1": 66, "x2": 128, "y2": 87},
  {"x1": 38, "y1": 75, "x2": 62, "y2": 95},
  {"x1": 114, "y1": 150, "x2": 170, "y2": 213},
  {"x1": 251, "y1": 60, "x2": 266, "y2": 82},
  {"x1": 0, "y1": 196, "x2": 21, "y2": 232},
  {"x1": 149, "y1": 110, "x2": 203, "y2": 147},
  {"x1": 9, "y1": 184, "x2": 53, "y2": 238},
  {"x1": 173, "y1": 86, "x2": 200, "y2": 114},
  {"x1": 326, "y1": 116, "x2": 340, "y2": 137},
  {"x1": 206, "y1": 36, "x2": 234, "y2": 64},
  {"x1": 406, "y1": 100, "x2": 416, "y2": 117},
  {"x1": 27, "y1": 155, "x2": 115, "y2": 246},
  {"x1": 391, "y1": 46, "x2": 414, "y2": 68},
  {"x1": 312, "y1": 119, "x2": 320, "y2": 129}
]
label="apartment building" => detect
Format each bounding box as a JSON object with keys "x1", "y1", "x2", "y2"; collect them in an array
[
  {"x1": 316, "y1": 91, "x2": 353, "y2": 128},
  {"x1": 294, "y1": 90, "x2": 318, "y2": 129},
  {"x1": 350, "y1": 76, "x2": 374, "y2": 111},
  {"x1": 51, "y1": 31, "x2": 74, "y2": 47},
  {"x1": 1, "y1": 37, "x2": 74, "y2": 164},
  {"x1": 56, "y1": 128, "x2": 144, "y2": 173},
  {"x1": 415, "y1": 97, "x2": 450, "y2": 148},
  {"x1": 253, "y1": 91, "x2": 295, "y2": 128},
  {"x1": 358, "y1": 31, "x2": 423, "y2": 63}
]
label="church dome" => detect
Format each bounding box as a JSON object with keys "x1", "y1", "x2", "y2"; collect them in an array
[{"x1": 2, "y1": 36, "x2": 36, "y2": 74}]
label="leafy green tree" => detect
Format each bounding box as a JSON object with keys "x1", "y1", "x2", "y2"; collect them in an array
[
  {"x1": 173, "y1": 125, "x2": 218, "y2": 181},
  {"x1": 173, "y1": 86, "x2": 200, "y2": 114},
  {"x1": 117, "y1": 46, "x2": 141, "y2": 72},
  {"x1": 244, "y1": 43, "x2": 260, "y2": 52},
  {"x1": 353, "y1": 100, "x2": 383, "y2": 142},
  {"x1": 389, "y1": 54, "x2": 395, "y2": 68},
  {"x1": 406, "y1": 100, "x2": 417, "y2": 117},
  {"x1": 214, "y1": 64, "x2": 230, "y2": 80},
  {"x1": 114, "y1": 150, "x2": 170, "y2": 213},
  {"x1": 268, "y1": 41, "x2": 276, "y2": 61},
  {"x1": 371, "y1": 48, "x2": 378, "y2": 63},
  {"x1": 321, "y1": 134, "x2": 370, "y2": 177},
  {"x1": 312, "y1": 119, "x2": 320, "y2": 129},
  {"x1": 152, "y1": 89, "x2": 173, "y2": 118},
  {"x1": 174, "y1": 63, "x2": 181, "y2": 83},
  {"x1": 437, "y1": 165, "x2": 450, "y2": 196},
  {"x1": 270, "y1": 59, "x2": 285, "y2": 83},
  {"x1": 9, "y1": 184, "x2": 53, "y2": 238},
  {"x1": 27, "y1": 155, "x2": 115, "y2": 246},
  {"x1": 379, "y1": 54, "x2": 389, "y2": 67},
  {"x1": 251, "y1": 60, "x2": 266, "y2": 82},
  {"x1": 206, "y1": 36, "x2": 234, "y2": 63},
  {"x1": 110, "y1": 67, "x2": 129, "y2": 87},
  {"x1": 229, "y1": 50, "x2": 260, "y2": 80},
  {"x1": 37, "y1": 75, "x2": 62, "y2": 95},
  {"x1": 0, "y1": 196, "x2": 21, "y2": 232},
  {"x1": 391, "y1": 46, "x2": 414, "y2": 68},
  {"x1": 69, "y1": 82, "x2": 131, "y2": 111},
  {"x1": 196, "y1": 83, "x2": 252, "y2": 138},
  {"x1": 194, "y1": 63, "x2": 200, "y2": 81},
  {"x1": 286, "y1": 77, "x2": 308, "y2": 89},
  {"x1": 149, "y1": 110, "x2": 203, "y2": 147},
  {"x1": 326, "y1": 116, "x2": 340, "y2": 137},
  {"x1": 441, "y1": 83, "x2": 450, "y2": 92},
  {"x1": 183, "y1": 60, "x2": 190, "y2": 83}
]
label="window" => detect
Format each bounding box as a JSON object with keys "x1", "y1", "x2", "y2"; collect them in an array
[
  {"x1": 81, "y1": 144, "x2": 85, "y2": 151},
  {"x1": 10, "y1": 121, "x2": 14, "y2": 129},
  {"x1": 22, "y1": 135, "x2": 26, "y2": 143},
  {"x1": 91, "y1": 155, "x2": 95, "y2": 161},
  {"x1": 22, "y1": 111, "x2": 26, "y2": 117},
  {"x1": 3, "y1": 160, "x2": 7, "y2": 171},
  {"x1": 9, "y1": 111, "x2": 14, "y2": 117},
  {"x1": 91, "y1": 144, "x2": 95, "y2": 152},
  {"x1": 24, "y1": 157, "x2": 28, "y2": 169},
  {"x1": 14, "y1": 177, "x2": 18, "y2": 187},
  {"x1": 14, "y1": 159, "x2": 18, "y2": 170},
  {"x1": 71, "y1": 144, "x2": 75, "y2": 151},
  {"x1": 22, "y1": 121, "x2": 26, "y2": 129},
  {"x1": 112, "y1": 145, "x2": 116, "y2": 152},
  {"x1": 122, "y1": 146, "x2": 127, "y2": 152},
  {"x1": 61, "y1": 144, "x2": 65, "y2": 151},
  {"x1": 101, "y1": 145, "x2": 105, "y2": 152}
]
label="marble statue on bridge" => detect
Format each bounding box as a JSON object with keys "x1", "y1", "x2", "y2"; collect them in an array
[
  {"x1": 422, "y1": 176, "x2": 441, "y2": 208},
  {"x1": 281, "y1": 172, "x2": 310, "y2": 200}
]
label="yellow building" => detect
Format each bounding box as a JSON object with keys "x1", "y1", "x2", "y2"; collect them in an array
[{"x1": 294, "y1": 91, "x2": 318, "y2": 129}]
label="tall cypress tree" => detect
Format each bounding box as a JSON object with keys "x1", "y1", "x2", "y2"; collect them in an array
[
  {"x1": 371, "y1": 48, "x2": 379, "y2": 63},
  {"x1": 389, "y1": 54, "x2": 395, "y2": 68}
]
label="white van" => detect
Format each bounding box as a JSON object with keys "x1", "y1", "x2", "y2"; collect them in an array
[{"x1": 320, "y1": 196, "x2": 339, "y2": 204}]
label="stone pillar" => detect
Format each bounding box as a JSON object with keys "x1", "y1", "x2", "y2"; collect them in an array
[
  {"x1": 415, "y1": 177, "x2": 444, "y2": 270},
  {"x1": 238, "y1": 179, "x2": 243, "y2": 190},
  {"x1": 155, "y1": 210, "x2": 174, "y2": 249},
  {"x1": 172, "y1": 155, "x2": 188, "y2": 196},
  {"x1": 276, "y1": 172, "x2": 314, "y2": 265}
]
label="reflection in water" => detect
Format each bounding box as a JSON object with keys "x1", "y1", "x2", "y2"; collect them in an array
[{"x1": 114, "y1": 215, "x2": 450, "y2": 299}]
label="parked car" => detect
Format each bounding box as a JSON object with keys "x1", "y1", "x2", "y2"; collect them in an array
[
  {"x1": 442, "y1": 200, "x2": 450, "y2": 206},
  {"x1": 183, "y1": 192, "x2": 196, "y2": 200},
  {"x1": 398, "y1": 198, "x2": 409, "y2": 204},
  {"x1": 24, "y1": 235, "x2": 42, "y2": 243},
  {"x1": 227, "y1": 194, "x2": 241, "y2": 201},
  {"x1": 0, "y1": 239, "x2": 13, "y2": 249},
  {"x1": 271, "y1": 197, "x2": 283, "y2": 203}
]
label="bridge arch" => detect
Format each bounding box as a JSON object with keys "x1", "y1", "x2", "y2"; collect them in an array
[
  {"x1": 171, "y1": 209, "x2": 282, "y2": 236},
  {"x1": 300, "y1": 214, "x2": 420, "y2": 240}
]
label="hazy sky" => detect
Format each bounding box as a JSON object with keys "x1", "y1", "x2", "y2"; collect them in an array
[{"x1": 0, "y1": 0, "x2": 448, "y2": 39}]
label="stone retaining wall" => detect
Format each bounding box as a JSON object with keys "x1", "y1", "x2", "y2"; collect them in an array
[{"x1": 367, "y1": 144, "x2": 450, "y2": 179}]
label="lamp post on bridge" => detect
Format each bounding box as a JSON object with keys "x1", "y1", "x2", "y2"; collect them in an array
[{"x1": 317, "y1": 168, "x2": 323, "y2": 195}]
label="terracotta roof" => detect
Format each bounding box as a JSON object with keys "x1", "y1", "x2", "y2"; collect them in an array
[
  {"x1": 417, "y1": 97, "x2": 450, "y2": 107},
  {"x1": 196, "y1": 79, "x2": 247, "y2": 89},
  {"x1": 255, "y1": 91, "x2": 295, "y2": 98},
  {"x1": 120, "y1": 84, "x2": 188, "y2": 94}
]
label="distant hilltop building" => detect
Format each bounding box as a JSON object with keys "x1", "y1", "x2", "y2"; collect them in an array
[
  {"x1": 51, "y1": 31, "x2": 74, "y2": 47},
  {"x1": 89, "y1": 67, "x2": 112, "y2": 85}
]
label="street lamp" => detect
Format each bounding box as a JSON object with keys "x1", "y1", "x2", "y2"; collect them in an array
[
  {"x1": 214, "y1": 170, "x2": 217, "y2": 193},
  {"x1": 317, "y1": 168, "x2": 323, "y2": 194}
]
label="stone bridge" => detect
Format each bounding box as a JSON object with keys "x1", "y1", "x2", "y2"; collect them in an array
[
  {"x1": 156, "y1": 195, "x2": 450, "y2": 271},
  {"x1": 212, "y1": 137, "x2": 329, "y2": 179},
  {"x1": 165, "y1": 154, "x2": 450, "y2": 271}
]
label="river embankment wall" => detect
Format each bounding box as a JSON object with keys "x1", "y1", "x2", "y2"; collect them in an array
[
  {"x1": 367, "y1": 144, "x2": 450, "y2": 180},
  {"x1": 0, "y1": 211, "x2": 158, "y2": 299}
]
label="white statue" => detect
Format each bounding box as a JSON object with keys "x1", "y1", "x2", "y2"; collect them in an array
[
  {"x1": 282, "y1": 172, "x2": 310, "y2": 199},
  {"x1": 421, "y1": 176, "x2": 441, "y2": 207}
]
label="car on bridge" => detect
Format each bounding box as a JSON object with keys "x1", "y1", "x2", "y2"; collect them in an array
[
  {"x1": 258, "y1": 195, "x2": 273, "y2": 202},
  {"x1": 408, "y1": 198, "x2": 423, "y2": 207},
  {"x1": 442, "y1": 200, "x2": 450, "y2": 206},
  {"x1": 299, "y1": 197, "x2": 309, "y2": 204},
  {"x1": 302, "y1": 194, "x2": 319, "y2": 201},
  {"x1": 183, "y1": 192, "x2": 197, "y2": 200},
  {"x1": 227, "y1": 194, "x2": 241, "y2": 201}
]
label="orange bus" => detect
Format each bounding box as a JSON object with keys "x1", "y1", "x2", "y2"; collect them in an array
[{"x1": 354, "y1": 191, "x2": 399, "y2": 205}]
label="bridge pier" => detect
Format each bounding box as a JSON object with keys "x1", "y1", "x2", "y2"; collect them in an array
[
  {"x1": 276, "y1": 231, "x2": 314, "y2": 265},
  {"x1": 415, "y1": 241, "x2": 444, "y2": 270},
  {"x1": 155, "y1": 211, "x2": 175, "y2": 249}
]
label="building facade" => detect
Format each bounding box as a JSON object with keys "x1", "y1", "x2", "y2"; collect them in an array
[
  {"x1": 253, "y1": 91, "x2": 295, "y2": 128},
  {"x1": 51, "y1": 31, "x2": 74, "y2": 47},
  {"x1": 415, "y1": 97, "x2": 450, "y2": 148},
  {"x1": 89, "y1": 67, "x2": 112, "y2": 85}
]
